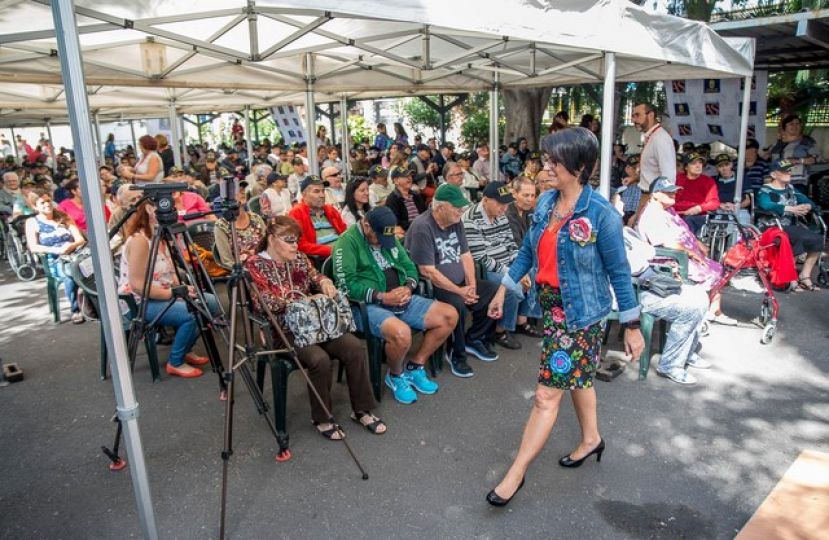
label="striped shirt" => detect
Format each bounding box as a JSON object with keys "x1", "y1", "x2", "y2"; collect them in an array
[
  {"x1": 744, "y1": 159, "x2": 770, "y2": 191},
  {"x1": 461, "y1": 202, "x2": 518, "y2": 274}
]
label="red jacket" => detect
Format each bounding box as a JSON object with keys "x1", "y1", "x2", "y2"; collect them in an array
[
  {"x1": 759, "y1": 227, "x2": 798, "y2": 287},
  {"x1": 287, "y1": 201, "x2": 346, "y2": 258},
  {"x1": 675, "y1": 173, "x2": 719, "y2": 214}
]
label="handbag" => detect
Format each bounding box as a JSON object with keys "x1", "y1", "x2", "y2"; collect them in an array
[
  {"x1": 275, "y1": 262, "x2": 355, "y2": 348},
  {"x1": 638, "y1": 272, "x2": 682, "y2": 298}
]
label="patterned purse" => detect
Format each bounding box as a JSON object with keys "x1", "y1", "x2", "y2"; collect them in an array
[{"x1": 276, "y1": 263, "x2": 355, "y2": 348}]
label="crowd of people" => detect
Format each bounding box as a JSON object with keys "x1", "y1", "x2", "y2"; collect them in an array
[{"x1": 0, "y1": 104, "x2": 824, "y2": 493}]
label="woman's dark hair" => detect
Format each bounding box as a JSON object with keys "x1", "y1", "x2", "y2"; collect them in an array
[
  {"x1": 579, "y1": 114, "x2": 595, "y2": 128},
  {"x1": 344, "y1": 177, "x2": 370, "y2": 221},
  {"x1": 541, "y1": 127, "x2": 598, "y2": 186},
  {"x1": 35, "y1": 191, "x2": 73, "y2": 227},
  {"x1": 393, "y1": 122, "x2": 407, "y2": 138},
  {"x1": 64, "y1": 178, "x2": 80, "y2": 195},
  {"x1": 139, "y1": 134, "x2": 158, "y2": 151},
  {"x1": 780, "y1": 115, "x2": 802, "y2": 130},
  {"x1": 255, "y1": 215, "x2": 301, "y2": 253},
  {"x1": 106, "y1": 133, "x2": 115, "y2": 143}
]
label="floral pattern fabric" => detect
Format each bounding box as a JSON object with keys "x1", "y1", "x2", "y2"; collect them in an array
[{"x1": 538, "y1": 286, "x2": 605, "y2": 390}]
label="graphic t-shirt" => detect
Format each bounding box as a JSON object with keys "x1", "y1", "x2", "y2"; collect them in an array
[{"x1": 405, "y1": 209, "x2": 469, "y2": 285}]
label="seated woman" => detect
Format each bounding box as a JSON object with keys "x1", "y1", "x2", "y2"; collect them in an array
[
  {"x1": 214, "y1": 186, "x2": 266, "y2": 267},
  {"x1": 118, "y1": 199, "x2": 220, "y2": 378},
  {"x1": 57, "y1": 178, "x2": 111, "y2": 234},
  {"x1": 260, "y1": 173, "x2": 292, "y2": 217},
  {"x1": 24, "y1": 191, "x2": 86, "y2": 324},
  {"x1": 755, "y1": 159, "x2": 824, "y2": 291},
  {"x1": 637, "y1": 177, "x2": 737, "y2": 326},
  {"x1": 339, "y1": 177, "x2": 371, "y2": 227},
  {"x1": 245, "y1": 216, "x2": 385, "y2": 439},
  {"x1": 12, "y1": 179, "x2": 38, "y2": 218},
  {"x1": 675, "y1": 152, "x2": 719, "y2": 235}
]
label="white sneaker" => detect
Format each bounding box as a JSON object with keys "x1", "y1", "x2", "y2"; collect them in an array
[
  {"x1": 656, "y1": 368, "x2": 697, "y2": 385},
  {"x1": 686, "y1": 354, "x2": 711, "y2": 370}
]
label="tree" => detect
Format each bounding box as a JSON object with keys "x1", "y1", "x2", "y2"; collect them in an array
[
  {"x1": 402, "y1": 96, "x2": 446, "y2": 134},
  {"x1": 502, "y1": 87, "x2": 553, "y2": 150}
]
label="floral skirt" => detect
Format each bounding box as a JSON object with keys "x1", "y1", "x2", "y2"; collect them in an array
[{"x1": 538, "y1": 286, "x2": 605, "y2": 390}]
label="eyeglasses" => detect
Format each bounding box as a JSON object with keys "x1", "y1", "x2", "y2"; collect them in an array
[
  {"x1": 325, "y1": 173, "x2": 342, "y2": 179},
  {"x1": 447, "y1": 172, "x2": 464, "y2": 178},
  {"x1": 277, "y1": 236, "x2": 298, "y2": 244}
]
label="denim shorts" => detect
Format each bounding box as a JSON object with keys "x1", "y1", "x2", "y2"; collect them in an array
[{"x1": 353, "y1": 294, "x2": 434, "y2": 338}]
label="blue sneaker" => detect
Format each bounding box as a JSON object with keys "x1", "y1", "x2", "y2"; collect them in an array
[
  {"x1": 385, "y1": 372, "x2": 417, "y2": 404},
  {"x1": 465, "y1": 339, "x2": 499, "y2": 362},
  {"x1": 405, "y1": 366, "x2": 439, "y2": 394}
]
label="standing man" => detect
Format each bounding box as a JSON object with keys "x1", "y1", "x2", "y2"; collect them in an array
[
  {"x1": 405, "y1": 184, "x2": 500, "y2": 378},
  {"x1": 632, "y1": 102, "x2": 676, "y2": 219}
]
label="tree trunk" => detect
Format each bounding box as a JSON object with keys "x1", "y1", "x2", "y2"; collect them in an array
[{"x1": 502, "y1": 87, "x2": 554, "y2": 150}]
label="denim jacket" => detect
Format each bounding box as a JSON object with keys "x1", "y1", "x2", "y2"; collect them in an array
[{"x1": 503, "y1": 185, "x2": 639, "y2": 329}]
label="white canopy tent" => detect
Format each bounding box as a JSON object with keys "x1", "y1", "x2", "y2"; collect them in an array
[{"x1": 17, "y1": 1, "x2": 754, "y2": 537}]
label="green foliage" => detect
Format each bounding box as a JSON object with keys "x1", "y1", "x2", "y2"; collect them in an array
[
  {"x1": 402, "y1": 97, "x2": 446, "y2": 133},
  {"x1": 457, "y1": 92, "x2": 504, "y2": 148},
  {"x1": 767, "y1": 70, "x2": 829, "y2": 127},
  {"x1": 346, "y1": 115, "x2": 374, "y2": 145}
]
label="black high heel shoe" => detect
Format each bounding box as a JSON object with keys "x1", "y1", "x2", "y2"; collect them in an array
[
  {"x1": 486, "y1": 477, "x2": 525, "y2": 507},
  {"x1": 558, "y1": 439, "x2": 605, "y2": 468}
]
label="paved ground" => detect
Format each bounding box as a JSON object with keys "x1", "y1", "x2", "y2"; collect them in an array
[{"x1": 1, "y1": 265, "x2": 828, "y2": 539}]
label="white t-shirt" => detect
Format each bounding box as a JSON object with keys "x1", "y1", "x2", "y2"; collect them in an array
[
  {"x1": 638, "y1": 124, "x2": 676, "y2": 191},
  {"x1": 261, "y1": 187, "x2": 292, "y2": 216}
]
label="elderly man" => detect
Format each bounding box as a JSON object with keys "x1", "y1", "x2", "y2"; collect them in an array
[
  {"x1": 385, "y1": 165, "x2": 427, "y2": 235},
  {"x1": 367, "y1": 164, "x2": 392, "y2": 207},
  {"x1": 505, "y1": 176, "x2": 536, "y2": 246},
  {"x1": 321, "y1": 165, "x2": 345, "y2": 206},
  {"x1": 405, "y1": 183, "x2": 500, "y2": 378},
  {"x1": 288, "y1": 175, "x2": 347, "y2": 261},
  {"x1": 333, "y1": 206, "x2": 457, "y2": 404},
  {"x1": 0, "y1": 171, "x2": 20, "y2": 215},
  {"x1": 632, "y1": 101, "x2": 676, "y2": 219},
  {"x1": 675, "y1": 152, "x2": 720, "y2": 235},
  {"x1": 472, "y1": 142, "x2": 493, "y2": 185},
  {"x1": 245, "y1": 163, "x2": 273, "y2": 197},
  {"x1": 410, "y1": 144, "x2": 439, "y2": 191},
  {"x1": 463, "y1": 181, "x2": 540, "y2": 350}
]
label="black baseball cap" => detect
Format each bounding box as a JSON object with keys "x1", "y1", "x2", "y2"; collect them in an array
[
  {"x1": 291, "y1": 157, "x2": 304, "y2": 166},
  {"x1": 482, "y1": 181, "x2": 514, "y2": 204},
  {"x1": 299, "y1": 175, "x2": 329, "y2": 192},
  {"x1": 626, "y1": 155, "x2": 641, "y2": 167},
  {"x1": 368, "y1": 164, "x2": 387, "y2": 178},
  {"x1": 769, "y1": 159, "x2": 794, "y2": 173},
  {"x1": 745, "y1": 138, "x2": 760, "y2": 150},
  {"x1": 365, "y1": 206, "x2": 398, "y2": 250},
  {"x1": 415, "y1": 144, "x2": 430, "y2": 153},
  {"x1": 714, "y1": 153, "x2": 732, "y2": 166},
  {"x1": 266, "y1": 172, "x2": 287, "y2": 186},
  {"x1": 683, "y1": 152, "x2": 705, "y2": 165},
  {"x1": 389, "y1": 165, "x2": 412, "y2": 179}
]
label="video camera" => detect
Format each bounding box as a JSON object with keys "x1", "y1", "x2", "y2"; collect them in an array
[{"x1": 129, "y1": 182, "x2": 189, "y2": 225}]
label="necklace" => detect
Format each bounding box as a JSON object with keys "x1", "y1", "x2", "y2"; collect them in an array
[{"x1": 552, "y1": 204, "x2": 572, "y2": 221}]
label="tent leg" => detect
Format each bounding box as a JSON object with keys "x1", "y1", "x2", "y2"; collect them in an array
[
  {"x1": 45, "y1": 120, "x2": 55, "y2": 170},
  {"x1": 599, "y1": 51, "x2": 616, "y2": 200},
  {"x1": 93, "y1": 111, "x2": 103, "y2": 166},
  {"x1": 50, "y1": 1, "x2": 158, "y2": 539},
  {"x1": 488, "y1": 71, "x2": 500, "y2": 182},
  {"x1": 340, "y1": 96, "x2": 349, "y2": 183},
  {"x1": 329, "y1": 103, "x2": 337, "y2": 147},
  {"x1": 735, "y1": 75, "x2": 752, "y2": 203},
  {"x1": 304, "y1": 53, "x2": 318, "y2": 176},
  {"x1": 439, "y1": 94, "x2": 446, "y2": 144},
  {"x1": 168, "y1": 101, "x2": 181, "y2": 169},
  {"x1": 129, "y1": 119, "x2": 137, "y2": 154},
  {"x1": 180, "y1": 116, "x2": 188, "y2": 154},
  {"x1": 244, "y1": 105, "x2": 253, "y2": 169},
  {"x1": 10, "y1": 127, "x2": 18, "y2": 158}
]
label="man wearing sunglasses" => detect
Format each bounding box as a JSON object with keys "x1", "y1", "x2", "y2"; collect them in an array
[
  {"x1": 321, "y1": 165, "x2": 345, "y2": 207},
  {"x1": 287, "y1": 175, "x2": 347, "y2": 262}
]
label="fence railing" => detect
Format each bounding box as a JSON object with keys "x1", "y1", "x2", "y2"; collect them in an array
[
  {"x1": 767, "y1": 102, "x2": 829, "y2": 126},
  {"x1": 711, "y1": 1, "x2": 829, "y2": 23}
]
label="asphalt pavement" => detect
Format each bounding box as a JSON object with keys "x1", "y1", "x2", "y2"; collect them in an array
[{"x1": 1, "y1": 266, "x2": 827, "y2": 539}]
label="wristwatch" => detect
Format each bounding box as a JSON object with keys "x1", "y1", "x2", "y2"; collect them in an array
[{"x1": 622, "y1": 320, "x2": 641, "y2": 330}]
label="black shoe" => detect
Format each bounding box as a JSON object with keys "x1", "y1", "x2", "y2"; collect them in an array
[
  {"x1": 446, "y1": 354, "x2": 475, "y2": 378},
  {"x1": 494, "y1": 331, "x2": 522, "y2": 350},
  {"x1": 515, "y1": 322, "x2": 543, "y2": 338},
  {"x1": 464, "y1": 339, "x2": 499, "y2": 362},
  {"x1": 486, "y1": 477, "x2": 525, "y2": 507},
  {"x1": 558, "y1": 439, "x2": 605, "y2": 468}
]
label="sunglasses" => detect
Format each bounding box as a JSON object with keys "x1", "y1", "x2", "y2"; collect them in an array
[
  {"x1": 325, "y1": 173, "x2": 342, "y2": 179},
  {"x1": 277, "y1": 235, "x2": 298, "y2": 244}
]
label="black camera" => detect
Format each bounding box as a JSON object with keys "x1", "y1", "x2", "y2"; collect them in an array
[{"x1": 130, "y1": 182, "x2": 189, "y2": 225}]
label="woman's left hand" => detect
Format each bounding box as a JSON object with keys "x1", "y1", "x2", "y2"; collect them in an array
[
  {"x1": 321, "y1": 279, "x2": 338, "y2": 298},
  {"x1": 623, "y1": 328, "x2": 645, "y2": 360}
]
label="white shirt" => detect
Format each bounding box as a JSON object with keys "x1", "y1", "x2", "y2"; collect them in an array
[
  {"x1": 261, "y1": 187, "x2": 292, "y2": 216},
  {"x1": 638, "y1": 124, "x2": 676, "y2": 191}
]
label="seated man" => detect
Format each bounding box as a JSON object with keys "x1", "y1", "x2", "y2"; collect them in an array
[
  {"x1": 755, "y1": 159, "x2": 824, "y2": 291},
  {"x1": 675, "y1": 152, "x2": 719, "y2": 235},
  {"x1": 462, "y1": 182, "x2": 540, "y2": 350},
  {"x1": 405, "y1": 184, "x2": 500, "y2": 378},
  {"x1": 385, "y1": 166, "x2": 427, "y2": 236},
  {"x1": 611, "y1": 155, "x2": 643, "y2": 227},
  {"x1": 367, "y1": 164, "x2": 393, "y2": 207},
  {"x1": 288, "y1": 175, "x2": 347, "y2": 262},
  {"x1": 622, "y1": 227, "x2": 710, "y2": 385},
  {"x1": 713, "y1": 153, "x2": 751, "y2": 225},
  {"x1": 505, "y1": 176, "x2": 535, "y2": 247},
  {"x1": 333, "y1": 206, "x2": 458, "y2": 404}
]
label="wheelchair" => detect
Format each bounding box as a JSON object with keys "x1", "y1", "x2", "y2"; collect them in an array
[
  {"x1": 754, "y1": 207, "x2": 829, "y2": 289},
  {"x1": 4, "y1": 214, "x2": 38, "y2": 281}
]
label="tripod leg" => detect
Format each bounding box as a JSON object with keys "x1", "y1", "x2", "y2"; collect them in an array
[{"x1": 101, "y1": 414, "x2": 128, "y2": 471}]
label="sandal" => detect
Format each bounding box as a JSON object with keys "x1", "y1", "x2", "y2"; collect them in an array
[
  {"x1": 798, "y1": 278, "x2": 820, "y2": 291},
  {"x1": 515, "y1": 322, "x2": 542, "y2": 338},
  {"x1": 312, "y1": 421, "x2": 345, "y2": 441},
  {"x1": 351, "y1": 411, "x2": 387, "y2": 435}
]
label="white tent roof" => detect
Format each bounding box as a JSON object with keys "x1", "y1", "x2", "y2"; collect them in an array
[{"x1": 0, "y1": 0, "x2": 754, "y2": 126}]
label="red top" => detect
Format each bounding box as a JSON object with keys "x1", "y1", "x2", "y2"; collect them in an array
[
  {"x1": 58, "y1": 198, "x2": 111, "y2": 234},
  {"x1": 287, "y1": 201, "x2": 347, "y2": 258},
  {"x1": 176, "y1": 191, "x2": 211, "y2": 223},
  {"x1": 674, "y1": 173, "x2": 720, "y2": 214},
  {"x1": 536, "y1": 219, "x2": 568, "y2": 288}
]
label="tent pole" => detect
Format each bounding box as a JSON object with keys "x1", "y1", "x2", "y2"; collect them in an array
[
  {"x1": 45, "y1": 119, "x2": 55, "y2": 171},
  {"x1": 179, "y1": 116, "x2": 188, "y2": 154},
  {"x1": 49, "y1": 1, "x2": 158, "y2": 539},
  {"x1": 244, "y1": 106, "x2": 253, "y2": 168},
  {"x1": 489, "y1": 70, "x2": 500, "y2": 183},
  {"x1": 735, "y1": 76, "x2": 752, "y2": 203},
  {"x1": 340, "y1": 96, "x2": 350, "y2": 184},
  {"x1": 304, "y1": 53, "x2": 318, "y2": 176},
  {"x1": 93, "y1": 111, "x2": 103, "y2": 166},
  {"x1": 439, "y1": 94, "x2": 446, "y2": 144},
  {"x1": 168, "y1": 101, "x2": 181, "y2": 169},
  {"x1": 329, "y1": 103, "x2": 337, "y2": 147},
  {"x1": 10, "y1": 127, "x2": 18, "y2": 158},
  {"x1": 599, "y1": 51, "x2": 616, "y2": 200},
  {"x1": 129, "y1": 119, "x2": 137, "y2": 154},
  {"x1": 253, "y1": 111, "x2": 260, "y2": 144}
]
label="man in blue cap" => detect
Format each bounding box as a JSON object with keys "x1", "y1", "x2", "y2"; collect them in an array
[{"x1": 332, "y1": 207, "x2": 457, "y2": 404}]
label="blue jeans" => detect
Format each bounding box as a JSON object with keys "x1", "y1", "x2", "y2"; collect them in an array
[
  {"x1": 353, "y1": 294, "x2": 434, "y2": 338},
  {"x1": 141, "y1": 293, "x2": 219, "y2": 367},
  {"x1": 639, "y1": 284, "x2": 709, "y2": 374},
  {"x1": 48, "y1": 257, "x2": 78, "y2": 313},
  {"x1": 487, "y1": 271, "x2": 528, "y2": 332}
]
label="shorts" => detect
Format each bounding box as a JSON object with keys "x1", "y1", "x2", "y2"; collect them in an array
[{"x1": 353, "y1": 294, "x2": 434, "y2": 338}]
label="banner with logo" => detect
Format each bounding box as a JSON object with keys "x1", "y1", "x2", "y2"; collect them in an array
[
  {"x1": 270, "y1": 105, "x2": 306, "y2": 145},
  {"x1": 664, "y1": 71, "x2": 767, "y2": 149}
]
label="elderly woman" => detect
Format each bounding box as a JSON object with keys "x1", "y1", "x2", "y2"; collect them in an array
[
  {"x1": 245, "y1": 216, "x2": 384, "y2": 439},
  {"x1": 120, "y1": 135, "x2": 164, "y2": 185},
  {"x1": 25, "y1": 191, "x2": 86, "y2": 323},
  {"x1": 767, "y1": 115, "x2": 820, "y2": 193},
  {"x1": 637, "y1": 177, "x2": 736, "y2": 324},
  {"x1": 486, "y1": 128, "x2": 643, "y2": 506},
  {"x1": 246, "y1": 163, "x2": 273, "y2": 197},
  {"x1": 260, "y1": 172, "x2": 293, "y2": 217},
  {"x1": 118, "y1": 199, "x2": 219, "y2": 378},
  {"x1": 214, "y1": 186, "x2": 266, "y2": 266}
]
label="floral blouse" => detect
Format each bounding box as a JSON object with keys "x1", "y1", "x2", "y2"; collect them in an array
[
  {"x1": 244, "y1": 251, "x2": 328, "y2": 327},
  {"x1": 118, "y1": 234, "x2": 176, "y2": 307},
  {"x1": 214, "y1": 212, "x2": 266, "y2": 264}
]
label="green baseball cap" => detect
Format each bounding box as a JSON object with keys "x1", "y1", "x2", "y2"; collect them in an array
[{"x1": 434, "y1": 183, "x2": 469, "y2": 208}]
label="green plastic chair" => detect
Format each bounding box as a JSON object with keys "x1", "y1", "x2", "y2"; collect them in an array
[{"x1": 248, "y1": 196, "x2": 262, "y2": 216}]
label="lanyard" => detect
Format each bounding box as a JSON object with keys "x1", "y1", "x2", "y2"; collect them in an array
[{"x1": 642, "y1": 124, "x2": 662, "y2": 154}]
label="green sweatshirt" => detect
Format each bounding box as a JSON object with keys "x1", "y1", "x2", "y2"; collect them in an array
[{"x1": 332, "y1": 224, "x2": 419, "y2": 304}]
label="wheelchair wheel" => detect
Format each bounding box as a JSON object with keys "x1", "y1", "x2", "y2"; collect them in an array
[
  {"x1": 817, "y1": 269, "x2": 829, "y2": 289},
  {"x1": 760, "y1": 323, "x2": 776, "y2": 345},
  {"x1": 759, "y1": 298, "x2": 772, "y2": 327},
  {"x1": 16, "y1": 264, "x2": 37, "y2": 281}
]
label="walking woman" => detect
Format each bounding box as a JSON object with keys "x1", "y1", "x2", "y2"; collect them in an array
[{"x1": 486, "y1": 128, "x2": 643, "y2": 506}]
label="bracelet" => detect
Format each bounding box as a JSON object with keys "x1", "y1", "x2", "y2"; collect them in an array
[{"x1": 622, "y1": 320, "x2": 641, "y2": 330}]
